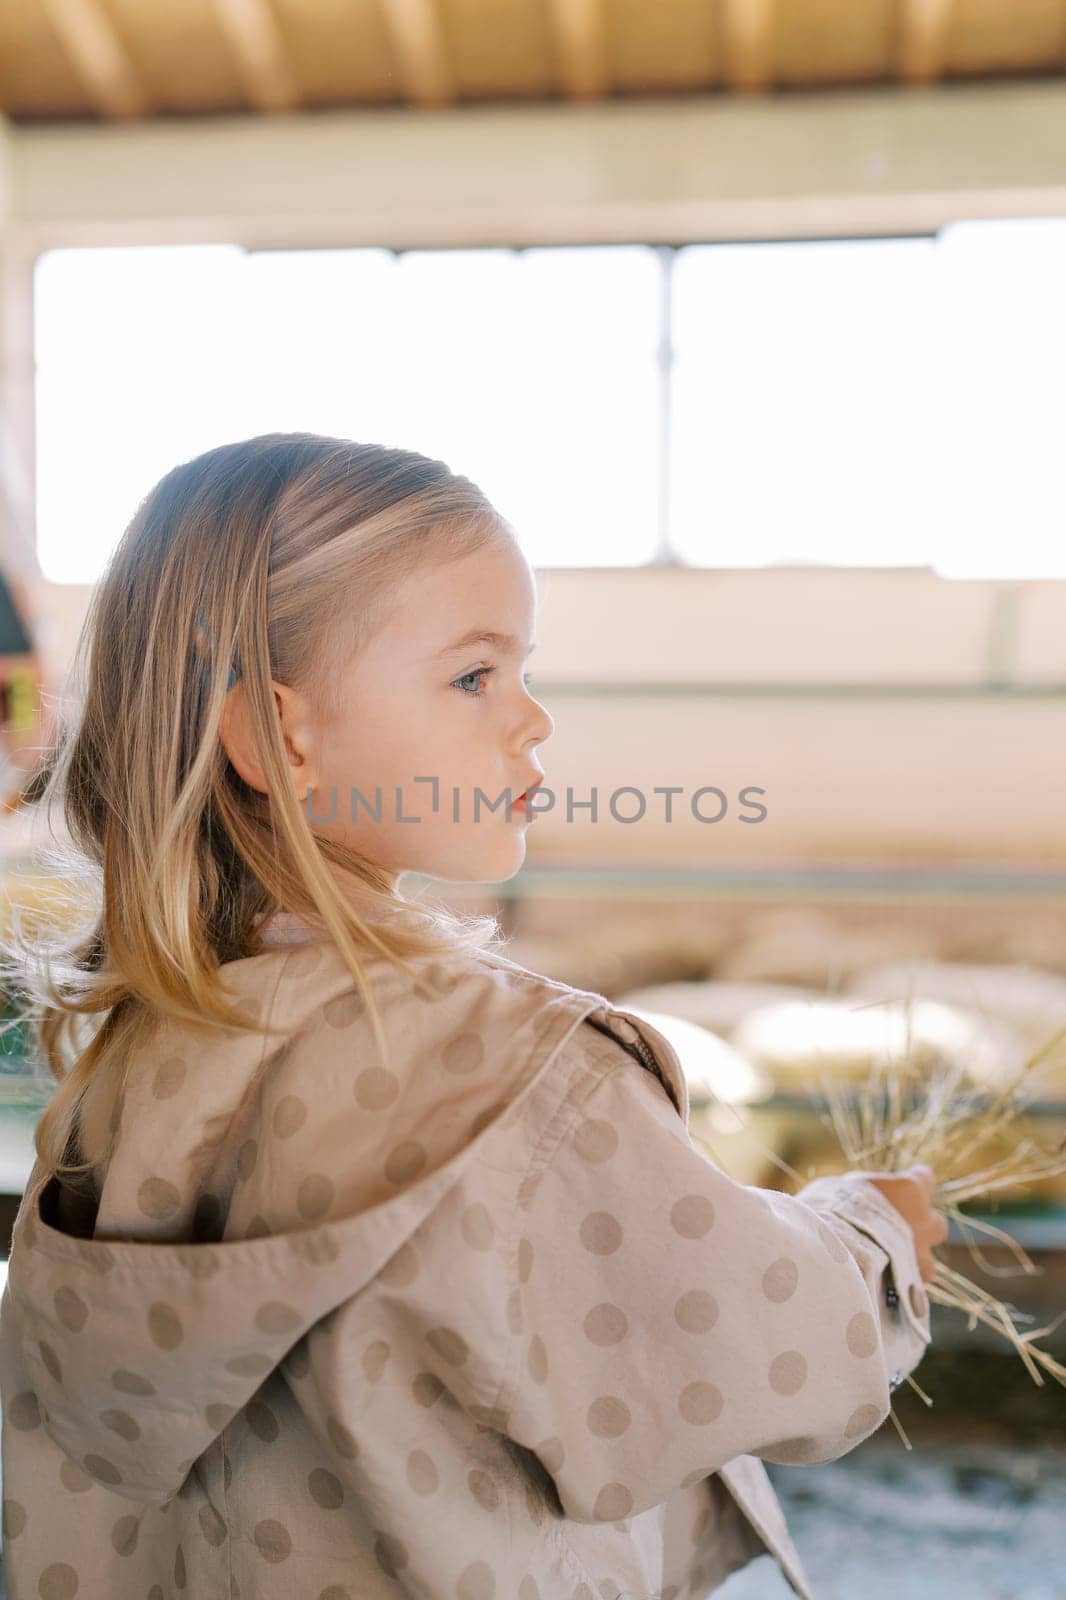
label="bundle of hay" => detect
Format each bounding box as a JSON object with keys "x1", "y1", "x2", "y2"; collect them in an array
[{"x1": 687, "y1": 992, "x2": 1066, "y2": 1421}]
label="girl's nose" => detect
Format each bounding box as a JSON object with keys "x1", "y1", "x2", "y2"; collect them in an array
[{"x1": 528, "y1": 695, "x2": 554, "y2": 746}]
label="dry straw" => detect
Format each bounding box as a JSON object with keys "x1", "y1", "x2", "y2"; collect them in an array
[{"x1": 692, "y1": 989, "x2": 1066, "y2": 1450}]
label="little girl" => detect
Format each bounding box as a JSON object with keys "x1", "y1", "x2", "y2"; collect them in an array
[{"x1": 0, "y1": 433, "x2": 946, "y2": 1600}]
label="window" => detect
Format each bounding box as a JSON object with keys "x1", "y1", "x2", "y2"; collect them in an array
[
  {"x1": 34, "y1": 244, "x2": 661, "y2": 582},
  {"x1": 33, "y1": 220, "x2": 1066, "y2": 583},
  {"x1": 670, "y1": 221, "x2": 1066, "y2": 579}
]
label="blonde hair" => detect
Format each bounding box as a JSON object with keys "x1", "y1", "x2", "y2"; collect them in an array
[{"x1": 2, "y1": 432, "x2": 511, "y2": 1193}]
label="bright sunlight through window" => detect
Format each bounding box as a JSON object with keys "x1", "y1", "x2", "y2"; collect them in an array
[
  {"x1": 33, "y1": 220, "x2": 1066, "y2": 583},
  {"x1": 34, "y1": 244, "x2": 661, "y2": 583}
]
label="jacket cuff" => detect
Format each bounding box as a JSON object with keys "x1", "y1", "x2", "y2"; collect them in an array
[{"x1": 793, "y1": 1171, "x2": 933, "y2": 1391}]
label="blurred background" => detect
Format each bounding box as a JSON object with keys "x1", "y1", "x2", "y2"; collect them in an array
[{"x1": 1, "y1": 2, "x2": 1066, "y2": 1595}]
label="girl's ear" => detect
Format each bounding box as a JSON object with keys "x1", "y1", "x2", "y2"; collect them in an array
[{"x1": 219, "y1": 680, "x2": 317, "y2": 800}]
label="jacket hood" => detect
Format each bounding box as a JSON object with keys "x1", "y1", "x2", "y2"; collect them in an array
[{"x1": 0, "y1": 934, "x2": 635, "y2": 1507}]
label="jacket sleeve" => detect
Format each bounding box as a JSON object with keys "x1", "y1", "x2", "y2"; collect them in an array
[{"x1": 502, "y1": 1022, "x2": 932, "y2": 1525}]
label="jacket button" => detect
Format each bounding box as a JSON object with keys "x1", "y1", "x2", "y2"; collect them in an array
[
  {"x1": 890, "y1": 1370, "x2": 903, "y2": 1390},
  {"x1": 909, "y1": 1283, "x2": 927, "y2": 1318},
  {"x1": 885, "y1": 1282, "x2": 899, "y2": 1310}
]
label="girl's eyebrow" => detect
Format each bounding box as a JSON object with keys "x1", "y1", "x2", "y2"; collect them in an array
[{"x1": 434, "y1": 631, "x2": 537, "y2": 658}]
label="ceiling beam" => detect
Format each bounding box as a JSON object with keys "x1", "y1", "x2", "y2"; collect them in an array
[
  {"x1": 718, "y1": 0, "x2": 776, "y2": 94},
  {"x1": 546, "y1": 0, "x2": 608, "y2": 100},
  {"x1": 38, "y1": 0, "x2": 148, "y2": 120},
  {"x1": 898, "y1": 0, "x2": 954, "y2": 86},
  {"x1": 377, "y1": 0, "x2": 455, "y2": 107},
  {"x1": 211, "y1": 0, "x2": 300, "y2": 112}
]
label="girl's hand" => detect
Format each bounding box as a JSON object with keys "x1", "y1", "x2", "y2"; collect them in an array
[{"x1": 861, "y1": 1163, "x2": 951, "y2": 1283}]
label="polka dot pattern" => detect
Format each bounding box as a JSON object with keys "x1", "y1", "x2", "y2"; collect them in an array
[
  {"x1": 460, "y1": 1202, "x2": 495, "y2": 1250},
  {"x1": 7, "y1": 1390, "x2": 41, "y2": 1430},
  {"x1": 573, "y1": 1118, "x2": 619, "y2": 1163},
  {"x1": 147, "y1": 1302, "x2": 183, "y2": 1350},
  {"x1": 846, "y1": 1311, "x2": 878, "y2": 1358},
  {"x1": 584, "y1": 1302, "x2": 628, "y2": 1344},
  {"x1": 54, "y1": 1286, "x2": 88, "y2": 1333},
  {"x1": 137, "y1": 1177, "x2": 181, "y2": 1220},
  {"x1": 38, "y1": 1563, "x2": 78, "y2": 1599},
  {"x1": 761, "y1": 1257, "x2": 799, "y2": 1303},
  {"x1": 593, "y1": 1484, "x2": 633, "y2": 1520},
  {"x1": 426, "y1": 1326, "x2": 468, "y2": 1366},
  {"x1": 412, "y1": 1372, "x2": 445, "y2": 1408},
  {"x1": 246, "y1": 1401, "x2": 279, "y2": 1443},
  {"x1": 254, "y1": 1519, "x2": 293, "y2": 1562},
  {"x1": 354, "y1": 1068, "x2": 401, "y2": 1110},
  {"x1": 308, "y1": 1468, "x2": 345, "y2": 1509},
  {"x1": 84, "y1": 1455, "x2": 122, "y2": 1486},
  {"x1": 39, "y1": 1340, "x2": 63, "y2": 1382},
  {"x1": 99, "y1": 1408, "x2": 140, "y2": 1441},
  {"x1": 272, "y1": 1094, "x2": 308, "y2": 1138},
  {"x1": 768, "y1": 1351, "x2": 808, "y2": 1396},
  {"x1": 456, "y1": 1560, "x2": 495, "y2": 1599},
  {"x1": 579, "y1": 1212, "x2": 622, "y2": 1255},
  {"x1": 467, "y1": 1469, "x2": 499, "y2": 1512},
  {"x1": 673, "y1": 1290, "x2": 718, "y2": 1333},
  {"x1": 526, "y1": 1336, "x2": 548, "y2": 1384},
  {"x1": 384, "y1": 1141, "x2": 428, "y2": 1186},
  {"x1": 845, "y1": 1402, "x2": 883, "y2": 1439},
  {"x1": 678, "y1": 1382, "x2": 724, "y2": 1425},
  {"x1": 297, "y1": 1173, "x2": 335, "y2": 1221},
  {"x1": 152, "y1": 1056, "x2": 187, "y2": 1099},
  {"x1": 670, "y1": 1194, "x2": 715, "y2": 1238},
  {"x1": 254, "y1": 1301, "x2": 302, "y2": 1336},
  {"x1": 199, "y1": 1505, "x2": 227, "y2": 1547},
  {"x1": 323, "y1": 991, "x2": 364, "y2": 1029},
  {"x1": 2, "y1": 1499, "x2": 26, "y2": 1539},
  {"x1": 397, "y1": 1444, "x2": 437, "y2": 1497},
  {"x1": 442, "y1": 1034, "x2": 484, "y2": 1075},
  {"x1": 111, "y1": 1513, "x2": 139, "y2": 1556},
  {"x1": 59, "y1": 1460, "x2": 93, "y2": 1494},
  {"x1": 587, "y1": 1396, "x2": 630, "y2": 1437}
]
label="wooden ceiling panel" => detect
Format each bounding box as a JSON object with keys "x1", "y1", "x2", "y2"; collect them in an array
[
  {"x1": 1, "y1": 0, "x2": 1065, "y2": 122},
  {"x1": 0, "y1": 0, "x2": 103, "y2": 117},
  {"x1": 944, "y1": 0, "x2": 1066, "y2": 74},
  {"x1": 774, "y1": 0, "x2": 897, "y2": 84},
  {"x1": 104, "y1": 0, "x2": 249, "y2": 111},
  {"x1": 271, "y1": 0, "x2": 397, "y2": 105},
  {"x1": 439, "y1": 0, "x2": 556, "y2": 98},
  {"x1": 605, "y1": 0, "x2": 718, "y2": 92}
]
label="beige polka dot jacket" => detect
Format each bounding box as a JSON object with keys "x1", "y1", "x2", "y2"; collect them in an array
[{"x1": 0, "y1": 920, "x2": 932, "y2": 1600}]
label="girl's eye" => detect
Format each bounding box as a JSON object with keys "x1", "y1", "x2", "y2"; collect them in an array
[
  {"x1": 453, "y1": 667, "x2": 494, "y2": 696},
  {"x1": 451, "y1": 668, "x2": 535, "y2": 697}
]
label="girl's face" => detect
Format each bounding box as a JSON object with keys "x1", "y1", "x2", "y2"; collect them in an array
[{"x1": 302, "y1": 533, "x2": 554, "y2": 886}]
